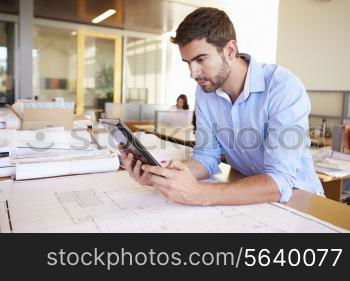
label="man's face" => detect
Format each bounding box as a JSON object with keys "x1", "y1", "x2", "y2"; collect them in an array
[{"x1": 179, "y1": 39, "x2": 231, "y2": 93}]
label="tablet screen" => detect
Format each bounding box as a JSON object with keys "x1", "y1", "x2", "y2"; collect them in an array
[{"x1": 100, "y1": 119, "x2": 160, "y2": 167}]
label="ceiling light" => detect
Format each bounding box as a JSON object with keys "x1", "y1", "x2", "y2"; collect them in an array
[{"x1": 92, "y1": 9, "x2": 116, "y2": 24}]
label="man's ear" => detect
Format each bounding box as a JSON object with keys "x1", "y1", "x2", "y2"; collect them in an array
[{"x1": 226, "y1": 40, "x2": 238, "y2": 59}]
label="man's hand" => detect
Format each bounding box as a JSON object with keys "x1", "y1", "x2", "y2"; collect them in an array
[
  {"x1": 119, "y1": 151, "x2": 152, "y2": 186},
  {"x1": 142, "y1": 160, "x2": 209, "y2": 205}
]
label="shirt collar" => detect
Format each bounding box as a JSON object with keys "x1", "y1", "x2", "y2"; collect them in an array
[
  {"x1": 244, "y1": 54, "x2": 266, "y2": 94},
  {"x1": 215, "y1": 53, "x2": 266, "y2": 104}
]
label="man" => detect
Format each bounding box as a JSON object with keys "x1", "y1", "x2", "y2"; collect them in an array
[{"x1": 120, "y1": 7, "x2": 324, "y2": 205}]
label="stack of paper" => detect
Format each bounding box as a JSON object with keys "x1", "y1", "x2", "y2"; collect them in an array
[
  {"x1": 13, "y1": 129, "x2": 95, "y2": 158},
  {"x1": 313, "y1": 149, "x2": 350, "y2": 177},
  {"x1": 0, "y1": 108, "x2": 21, "y2": 129},
  {"x1": 12, "y1": 129, "x2": 120, "y2": 180},
  {"x1": 0, "y1": 129, "x2": 15, "y2": 177},
  {"x1": 12, "y1": 100, "x2": 74, "y2": 119},
  {"x1": 0, "y1": 128, "x2": 120, "y2": 180},
  {"x1": 0, "y1": 157, "x2": 15, "y2": 177},
  {"x1": 15, "y1": 153, "x2": 119, "y2": 180}
]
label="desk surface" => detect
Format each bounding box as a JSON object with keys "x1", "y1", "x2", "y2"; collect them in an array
[
  {"x1": 317, "y1": 172, "x2": 350, "y2": 182},
  {"x1": 1, "y1": 165, "x2": 349, "y2": 232},
  {"x1": 134, "y1": 125, "x2": 196, "y2": 146},
  {"x1": 135, "y1": 124, "x2": 349, "y2": 181},
  {"x1": 2, "y1": 125, "x2": 349, "y2": 232},
  {"x1": 125, "y1": 121, "x2": 155, "y2": 132},
  {"x1": 2, "y1": 169, "x2": 348, "y2": 233},
  {"x1": 214, "y1": 163, "x2": 350, "y2": 231}
]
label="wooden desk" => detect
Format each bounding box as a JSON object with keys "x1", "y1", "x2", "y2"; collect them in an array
[
  {"x1": 133, "y1": 124, "x2": 155, "y2": 133},
  {"x1": 134, "y1": 124, "x2": 195, "y2": 147},
  {"x1": 125, "y1": 121, "x2": 155, "y2": 132},
  {"x1": 310, "y1": 146, "x2": 350, "y2": 202},
  {"x1": 317, "y1": 173, "x2": 350, "y2": 202},
  {"x1": 213, "y1": 163, "x2": 350, "y2": 231}
]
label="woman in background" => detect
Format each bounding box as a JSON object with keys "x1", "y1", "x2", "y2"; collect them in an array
[{"x1": 170, "y1": 94, "x2": 189, "y2": 110}]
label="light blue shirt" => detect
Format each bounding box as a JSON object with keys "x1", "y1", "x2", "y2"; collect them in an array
[{"x1": 192, "y1": 54, "x2": 323, "y2": 202}]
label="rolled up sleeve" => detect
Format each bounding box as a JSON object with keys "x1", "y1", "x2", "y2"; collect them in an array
[{"x1": 264, "y1": 75, "x2": 311, "y2": 202}]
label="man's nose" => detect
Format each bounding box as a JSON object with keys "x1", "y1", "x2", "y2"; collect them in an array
[{"x1": 189, "y1": 63, "x2": 201, "y2": 79}]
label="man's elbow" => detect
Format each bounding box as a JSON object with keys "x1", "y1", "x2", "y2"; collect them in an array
[
  {"x1": 264, "y1": 173, "x2": 293, "y2": 203},
  {"x1": 262, "y1": 174, "x2": 282, "y2": 202}
]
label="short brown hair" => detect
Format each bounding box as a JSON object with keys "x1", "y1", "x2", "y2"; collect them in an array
[{"x1": 171, "y1": 7, "x2": 237, "y2": 53}]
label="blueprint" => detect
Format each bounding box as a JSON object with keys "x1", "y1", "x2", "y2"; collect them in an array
[{"x1": 0, "y1": 171, "x2": 347, "y2": 233}]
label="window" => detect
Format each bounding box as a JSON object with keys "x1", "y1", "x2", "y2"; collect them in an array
[
  {"x1": 32, "y1": 25, "x2": 77, "y2": 103},
  {"x1": 124, "y1": 37, "x2": 163, "y2": 104}
]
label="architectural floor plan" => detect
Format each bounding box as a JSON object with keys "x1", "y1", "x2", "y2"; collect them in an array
[{"x1": 0, "y1": 171, "x2": 347, "y2": 233}]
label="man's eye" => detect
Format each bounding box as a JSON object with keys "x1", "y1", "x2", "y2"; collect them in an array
[{"x1": 197, "y1": 58, "x2": 203, "y2": 63}]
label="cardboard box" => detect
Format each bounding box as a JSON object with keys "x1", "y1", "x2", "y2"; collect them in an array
[
  {"x1": 21, "y1": 108, "x2": 73, "y2": 130},
  {"x1": 9, "y1": 101, "x2": 74, "y2": 130}
]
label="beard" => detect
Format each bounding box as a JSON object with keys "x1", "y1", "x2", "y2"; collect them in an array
[{"x1": 196, "y1": 56, "x2": 231, "y2": 93}]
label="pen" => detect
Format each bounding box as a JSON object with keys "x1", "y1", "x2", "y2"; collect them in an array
[{"x1": 0, "y1": 152, "x2": 9, "y2": 157}]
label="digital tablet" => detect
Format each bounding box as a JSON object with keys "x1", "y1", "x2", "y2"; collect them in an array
[{"x1": 99, "y1": 118, "x2": 161, "y2": 167}]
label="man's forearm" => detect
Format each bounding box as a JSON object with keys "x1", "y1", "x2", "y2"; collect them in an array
[
  {"x1": 183, "y1": 160, "x2": 280, "y2": 205},
  {"x1": 184, "y1": 159, "x2": 209, "y2": 180},
  {"x1": 199, "y1": 174, "x2": 281, "y2": 205}
]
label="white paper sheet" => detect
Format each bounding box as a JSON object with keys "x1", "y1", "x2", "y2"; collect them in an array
[
  {"x1": 0, "y1": 166, "x2": 15, "y2": 177},
  {"x1": 0, "y1": 179, "x2": 12, "y2": 202},
  {"x1": 94, "y1": 130, "x2": 192, "y2": 163},
  {"x1": 0, "y1": 129, "x2": 16, "y2": 154},
  {"x1": 0, "y1": 108, "x2": 21, "y2": 129},
  {"x1": 14, "y1": 129, "x2": 93, "y2": 151},
  {"x1": 0, "y1": 201, "x2": 11, "y2": 233},
  {"x1": 313, "y1": 149, "x2": 350, "y2": 177},
  {"x1": 2, "y1": 171, "x2": 347, "y2": 233},
  {"x1": 11, "y1": 129, "x2": 98, "y2": 161},
  {"x1": 15, "y1": 155, "x2": 120, "y2": 180}
]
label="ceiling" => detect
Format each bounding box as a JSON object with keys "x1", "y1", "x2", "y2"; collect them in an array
[{"x1": 0, "y1": 0, "x2": 230, "y2": 34}]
